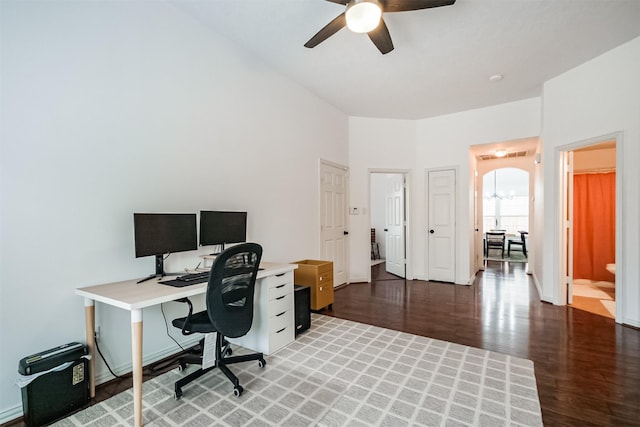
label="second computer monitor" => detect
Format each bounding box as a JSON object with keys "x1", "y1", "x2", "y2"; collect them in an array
[{"x1": 199, "y1": 210, "x2": 247, "y2": 247}]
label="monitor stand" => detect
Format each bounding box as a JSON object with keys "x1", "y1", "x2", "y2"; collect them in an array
[
  {"x1": 209, "y1": 243, "x2": 225, "y2": 256},
  {"x1": 137, "y1": 254, "x2": 178, "y2": 284}
]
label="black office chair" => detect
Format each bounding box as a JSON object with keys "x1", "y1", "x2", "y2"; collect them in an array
[
  {"x1": 485, "y1": 232, "x2": 506, "y2": 258},
  {"x1": 172, "y1": 243, "x2": 266, "y2": 399},
  {"x1": 508, "y1": 231, "x2": 528, "y2": 257}
]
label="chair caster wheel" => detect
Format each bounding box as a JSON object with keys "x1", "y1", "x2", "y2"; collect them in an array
[
  {"x1": 233, "y1": 386, "x2": 243, "y2": 397},
  {"x1": 174, "y1": 389, "x2": 183, "y2": 400},
  {"x1": 226, "y1": 347, "x2": 233, "y2": 356},
  {"x1": 258, "y1": 358, "x2": 266, "y2": 368},
  {"x1": 177, "y1": 362, "x2": 187, "y2": 372}
]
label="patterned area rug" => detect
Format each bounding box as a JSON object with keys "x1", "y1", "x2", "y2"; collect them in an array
[
  {"x1": 484, "y1": 252, "x2": 528, "y2": 263},
  {"x1": 54, "y1": 315, "x2": 542, "y2": 426}
]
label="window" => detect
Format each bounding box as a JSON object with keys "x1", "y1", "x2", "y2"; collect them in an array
[{"x1": 483, "y1": 168, "x2": 529, "y2": 235}]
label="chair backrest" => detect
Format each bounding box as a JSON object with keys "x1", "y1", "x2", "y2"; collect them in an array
[
  {"x1": 486, "y1": 232, "x2": 505, "y2": 242},
  {"x1": 206, "y1": 243, "x2": 263, "y2": 338}
]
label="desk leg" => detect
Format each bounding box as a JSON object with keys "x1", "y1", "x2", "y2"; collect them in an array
[
  {"x1": 84, "y1": 298, "x2": 96, "y2": 398},
  {"x1": 132, "y1": 309, "x2": 143, "y2": 427}
]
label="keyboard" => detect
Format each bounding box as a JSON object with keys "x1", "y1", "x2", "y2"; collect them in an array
[
  {"x1": 159, "y1": 272, "x2": 209, "y2": 287},
  {"x1": 176, "y1": 272, "x2": 209, "y2": 283}
]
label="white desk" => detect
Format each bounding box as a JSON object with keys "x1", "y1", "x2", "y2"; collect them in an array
[{"x1": 75, "y1": 262, "x2": 296, "y2": 427}]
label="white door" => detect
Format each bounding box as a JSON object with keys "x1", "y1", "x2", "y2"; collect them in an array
[
  {"x1": 561, "y1": 152, "x2": 574, "y2": 304},
  {"x1": 385, "y1": 174, "x2": 405, "y2": 277},
  {"x1": 428, "y1": 169, "x2": 456, "y2": 282},
  {"x1": 320, "y1": 162, "x2": 348, "y2": 286}
]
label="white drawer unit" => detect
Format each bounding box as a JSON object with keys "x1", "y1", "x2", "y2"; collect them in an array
[{"x1": 229, "y1": 270, "x2": 295, "y2": 355}]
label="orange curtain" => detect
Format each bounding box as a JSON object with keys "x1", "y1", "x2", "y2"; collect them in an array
[{"x1": 573, "y1": 172, "x2": 615, "y2": 282}]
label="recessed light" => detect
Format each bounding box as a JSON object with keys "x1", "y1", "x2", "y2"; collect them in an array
[{"x1": 489, "y1": 73, "x2": 503, "y2": 82}]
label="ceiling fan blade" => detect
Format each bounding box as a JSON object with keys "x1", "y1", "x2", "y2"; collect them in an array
[
  {"x1": 383, "y1": 0, "x2": 455, "y2": 12},
  {"x1": 324, "y1": 0, "x2": 349, "y2": 4},
  {"x1": 368, "y1": 18, "x2": 394, "y2": 54},
  {"x1": 305, "y1": 12, "x2": 347, "y2": 48}
]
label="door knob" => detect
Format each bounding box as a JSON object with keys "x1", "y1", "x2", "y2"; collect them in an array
[
  {"x1": 384, "y1": 228, "x2": 388, "y2": 232},
  {"x1": 429, "y1": 229, "x2": 435, "y2": 234},
  {"x1": 343, "y1": 231, "x2": 349, "y2": 235}
]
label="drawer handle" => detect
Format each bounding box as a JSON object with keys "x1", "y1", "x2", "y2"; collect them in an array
[
  {"x1": 275, "y1": 284, "x2": 286, "y2": 289},
  {"x1": 276, "y1": 295, "x2": 285, "y2": 300},
  {"x1": 276, "y1": 273, "x2": 286, "y2": 277},
  {"x1": 276, "y1": 311, "x2": 286, "y2": 317},
  {"x1": 276, "y1": 327, "x2": 286, "y2": 334},
  {"x1": 319, "y1": 277, "x2": 323, "y2": 281}
]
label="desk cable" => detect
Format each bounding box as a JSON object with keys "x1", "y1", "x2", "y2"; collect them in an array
[
  {"x1": 160, "y1": 303, "x2": 186, "y2": 352},
  {"x1": 94, "y1": 332, "x2": 124, "y2": 379},
  {"x1": 146, "y1": 304, "x2": 191, "y2": 373},
  {"x1": 92, "y1": 304, "x2": 195, "y2": 378}
]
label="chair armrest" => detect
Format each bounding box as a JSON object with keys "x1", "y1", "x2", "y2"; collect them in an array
[{"x1": 174, "y1": 297, "x2": 196, "y2": 336}]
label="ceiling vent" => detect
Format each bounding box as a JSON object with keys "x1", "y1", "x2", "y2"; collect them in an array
[{"x1": 478, "y1": 150, "x2": 529, "y2": 161}]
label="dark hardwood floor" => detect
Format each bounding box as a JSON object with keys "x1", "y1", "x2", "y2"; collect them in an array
[
  {"x1": 5, "y1": 261, "x2": 638, "y2": 426},
  {"x1": 318, "y1": 261, "x2": 640, "y2": 427}
]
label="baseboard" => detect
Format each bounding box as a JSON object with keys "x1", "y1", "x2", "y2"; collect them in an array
[
  {"x1": 461, "y1": 271, "x2": 477, "y2": 285},
  {"x1": 0, "y1": 405, "x2": 24, "y2": 426},
  {"x1": 622, "y1": 317, "x2": 640, "y2": 328},
  {"x1": 531, "y1": 272, "x2": 545, "y2": 301},
  {"x1": 0, "y1": 337, "x2": 202, "y2": 426}
]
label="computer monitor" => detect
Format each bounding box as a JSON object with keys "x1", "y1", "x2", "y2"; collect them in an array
[
  {"x1": 133, "y1": 213, "x2": 197, "y2": 282},
  {"x1": 199, "y1": 210, "x2": 247, "y2": 252}
]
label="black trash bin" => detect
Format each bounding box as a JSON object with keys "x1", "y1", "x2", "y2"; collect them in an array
[
  {"x1": 294, "y1": 285, "x2": 311, "y2": 334},
  {"x1": 18, "y1": 342, "x2": 89, "y2": 427}
]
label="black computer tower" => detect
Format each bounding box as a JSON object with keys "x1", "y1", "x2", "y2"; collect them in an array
[
  {"x1": 19, "y1": 342, "x2": 89, "y2": 427},
  {"x1": 294, "y1": 285, "x2": 311, "y2": 334}
]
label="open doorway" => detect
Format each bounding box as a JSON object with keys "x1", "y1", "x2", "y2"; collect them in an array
[
  {"x1": 482, "y1": 168, "x2": 529, "y2": 264},
  {"x1": 369, "y1": 171, "x2": 410, "y2": 280},
  {"x1": 472, "y1": 139, "x2": 537, "y2": 275},
  {"x1": 562, "y1": 141, "x2": 617, "y2": 319}
]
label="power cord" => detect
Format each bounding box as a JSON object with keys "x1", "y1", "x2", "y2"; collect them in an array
[
  {"x1": 147, "y1": 303, "x2": 190, "y2": 373},
  {"x1": 93, "y1": 304, "x2": 193, "y2": 377},
  {"x1": 94, "y1": 332, "x2": 124, "y2": 379},
  {"x1": 161, "y1": 303, "x2": 185, "y2": 352}
]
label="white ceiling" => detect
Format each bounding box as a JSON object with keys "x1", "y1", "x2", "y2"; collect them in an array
[{"x1": 170, "y1": 0, "x2": 640, "y2": 120}]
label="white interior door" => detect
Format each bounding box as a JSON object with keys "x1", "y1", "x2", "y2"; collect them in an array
[
  {"x1": 474, "y1": 169, "x2": 482, "y2": 271},
  {"x1": 561, "y1": 152, "x2": 574, "y2": 304},
  {"x1": 385, "y1": 174, "x2": 405, "y2": 277},
  {"x1": 320, "y1": 162, "x2": 348, "y2": 286},
  {"x1": 428, "y1": 169, "x2": 456, "y2": 283}
]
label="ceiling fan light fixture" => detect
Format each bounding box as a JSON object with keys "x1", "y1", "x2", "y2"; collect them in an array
[
  {"x1": 345, "y1": 0, "x2": 382, "y2": 33},
  {"x1": 494, "y1": 149, "x2": 508, "y2": 158}
]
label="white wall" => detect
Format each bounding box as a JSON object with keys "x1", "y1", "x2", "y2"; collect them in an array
[
  {"x1": 348, "y1": 100, "x2": 541, "y2": 284},
  {"x1": 0, "y1": 1, "x2": 348, "y2": 420},
  {"x1": 414, "y1": 99, "x2": 541, "y2": 283},
  {"x1": 540, "y1": 36, "x2": 640, "y2": 326},
  {"x1": 349, "y1": 118, "x2": 416, "y2": 282}
]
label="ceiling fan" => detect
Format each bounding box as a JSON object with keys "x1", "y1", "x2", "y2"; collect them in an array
[{"x1": 304, "y1": 0, "x2": 456, "y2": 55}]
